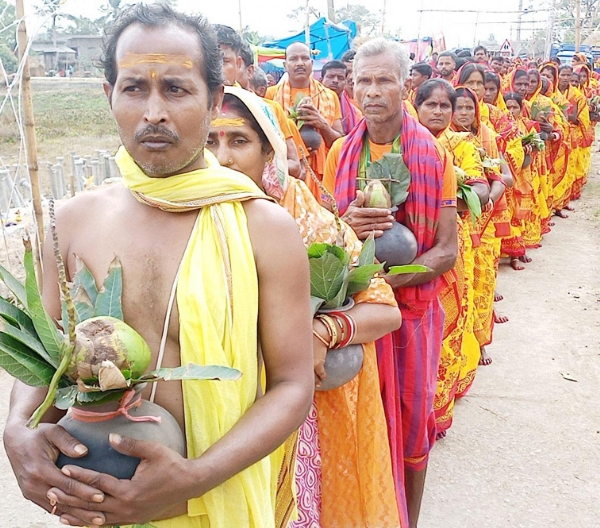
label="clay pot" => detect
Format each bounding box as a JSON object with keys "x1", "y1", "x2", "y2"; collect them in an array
[
  {"x1": 300, "y1": 125, "x2": 322, "y2": 152},
  {"x1": 375, "y1": 221, "x2": 418, "y2": 271},
  {"x1": 56, "y1": 392, "x2": 185, "y2": 479},
  {"x1": 522, "y1": 153, "x2": 532, "y2": 169},
  {"x1": 316, "y1": 343, "x2": 364, "y2": 391},
  {"x1": 316, "y1": 298, "x2": 364, "y2": 391}
]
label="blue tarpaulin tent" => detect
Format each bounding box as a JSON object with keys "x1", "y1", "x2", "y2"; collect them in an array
[{"x1": 263, "y1": 18, "x2": 356, "y2": 61}]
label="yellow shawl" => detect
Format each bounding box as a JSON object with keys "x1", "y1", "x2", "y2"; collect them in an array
[{"x1": 116, "y1": 147, "x2": 277, "y2": 528}]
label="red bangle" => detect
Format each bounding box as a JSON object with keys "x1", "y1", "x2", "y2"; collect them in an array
[{"x1": 329, "y1": 311, "x2": 356, "y2": 349}]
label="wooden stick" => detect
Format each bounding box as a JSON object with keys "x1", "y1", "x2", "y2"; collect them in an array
[{"x1": 16, "y1": 0, "x2": 44, "y2": 283}]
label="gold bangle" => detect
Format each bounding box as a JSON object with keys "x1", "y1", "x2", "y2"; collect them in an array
[
  {"x1": 312, "y1": 328, "x2": 330, "y2": 348},
  {"x1": 316, "y1": 314, "x2": 339, "y2": 348}
]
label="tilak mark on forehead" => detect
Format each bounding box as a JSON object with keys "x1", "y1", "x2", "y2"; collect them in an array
[
  {"x1": 118, "y1": 53, "x2": 194, "y2": 69},
  {"x1": 211, "y1": 118, "x2": 245, "y2": 127}
]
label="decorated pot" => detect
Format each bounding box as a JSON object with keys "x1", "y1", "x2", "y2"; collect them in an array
[
  {"x1": 316, "y1": 298, "x2": 364, "y2": 391},
  {"x1": 56, "y1": 391, "x2": 185, "y2": 479}
]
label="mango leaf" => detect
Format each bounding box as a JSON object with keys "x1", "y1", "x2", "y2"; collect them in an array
[
  {"x1": 457, "y1": 183, "x2": 482, "y2": 225},
  {"x1": 94, "y1": 257, "x2": 124, "y2": 320},
  {"x1": 321, "y1": 271, "x2": 351, "y2": 310},
  {"x1": 0, "y1": 261, "x2": 27, "y2": 308},
  {"x1": 310, "y1": 296, "x2": 325, "y2": 317},
  {"x1": 23, "y1": 247, "x2": 63, "y2": 367},
  {"x1": 387, "y1": 264, "x2": 431, "y2": 275},
  {"x1": 367, "y1": 153, "x2": 411, "y2": 207},
  {"x1": 0, "y1": 297, "x2": 36, "y2": 336},
  {"x1": 309, "y1": 251, "x2": 347, "y2": 303},
  {"x1": 55, "y1": 385, "x2": 78, "y2": 410},
  {"x1": 346, "y1": 263, "x2": 385, "y2": 297},
  {"x1": 307, "y1": 242, "x2": 348, "y2": 264},
  {"x1": 358, "y1": 234, "x2": 376, "y2": 267},
  {"x1": 0, "y1": 333, "x2": 55, "y2": 387},
  {"x1": 73, "y1": 256, "x2": 99, "y2": 305},
  {"x1": 0, "y1": 318, "x2": 57, "y2": 367},
  {"x1": 139, "y1": 364, "x2": 242, "y2": 382}
]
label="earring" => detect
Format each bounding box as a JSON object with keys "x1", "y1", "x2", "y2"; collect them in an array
[{"x1": 227, "y1": 158, "x2": 233, "y2": 166}]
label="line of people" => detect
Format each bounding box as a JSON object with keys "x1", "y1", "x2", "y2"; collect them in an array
[
  {"x1": 217, "y1": 35, "x2": 595, "y2": 527},
  {"x1": 7, "y1": 7, "x2": 594, "y2": 526}
]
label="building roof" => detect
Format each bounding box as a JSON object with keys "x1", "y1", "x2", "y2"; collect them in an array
[{"x1": 31, "y1": 42, "x2": 76, "y2": 54}]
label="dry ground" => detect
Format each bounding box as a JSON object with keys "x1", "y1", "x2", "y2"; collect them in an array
[{"x1": 0, "y1": 137, "x2": 599, "y2": 526}]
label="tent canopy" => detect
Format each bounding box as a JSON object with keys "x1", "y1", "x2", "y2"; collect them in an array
[{"x1": 263, "y1": 17, "x2": 356, "y2": 61}]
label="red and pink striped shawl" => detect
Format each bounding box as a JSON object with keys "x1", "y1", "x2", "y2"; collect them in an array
[
  {"x1": 333, "y1": 110, "x2": 444, "y2": 315},
  {"x1": 340, "y1": 91, "x2": 360, "y2": 135}
]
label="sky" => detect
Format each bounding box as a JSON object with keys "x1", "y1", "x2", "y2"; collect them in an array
[{"x1": 23, "y1": 0, "x2": 551, "y2": 48}]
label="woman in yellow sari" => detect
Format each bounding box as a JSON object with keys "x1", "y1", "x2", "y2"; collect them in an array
[
  {"x1": 414, "y1": 80, "x2": 489, "y2": 437},
  {"x1": 539, "y1": 62, "x2": 574, "y2": 217},
  {"x1": 452, "y1": 86, "x2": 516, "y2": 368},
  {"x1": 522, "y1": 69, "x2": 557, "y2": 247},
  {"x1": 556, "y1": 64, "x2": 591, "y2": 212},
  {"x1": 572, "y1": 64, "x2": 596, "y2": 199},
  {"x1": 207, "y1": 86, "x2": 406, "y2": 528}
]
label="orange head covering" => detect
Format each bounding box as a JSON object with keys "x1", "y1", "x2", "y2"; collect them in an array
[
  {"x1": 452, "y1": 85, "x2": 482, "y2": 135},
  {"x1": 572, "y1": 52, "x2": 587, "y2": 65},
  {"x1": 539, "y1": 62, "x2": 559, "y2": 94},
  {"x1": 574, "y1": 63, "x2": 592, "y2": 88},
  {"x1": 526, "y1": 68, "x2": 543, "y2": 101},
  {"x1": 509, "y1": 67, "x2": 529, "y2": 94}
]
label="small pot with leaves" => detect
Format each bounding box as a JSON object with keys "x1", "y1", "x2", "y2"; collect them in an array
[
  {"x1": 0, "y1": 202, "x2": 240, "y2": 480},
  {"x1": 288, "y1": 94, "x2": 322, "y2": 152},
  {"x1": 309, "y1": 234, "x2": 427, "y2": 391},
  {"x1": 358, "y1": 149, "x2": 419, "y2": 270}
]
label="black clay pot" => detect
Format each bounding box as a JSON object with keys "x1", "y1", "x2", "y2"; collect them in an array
[
  {"x1": 522, "y1": 153, "x2": 532, "y2": 169},
  {"x1": 316, "y1": 343, "x2": 364, "y2": 391},
  {"x1": 56, "y1": 396, "x2": 185, "y2": 479},
  {"x1": 316, "y1": 299, "x2": 363, "y2": 391},
  {"x1": 375, "y1": 221, "x2": 418, "y2": 271},
  {"x1": 300, "y1": 125, "x2": 322, "y2": 152}
]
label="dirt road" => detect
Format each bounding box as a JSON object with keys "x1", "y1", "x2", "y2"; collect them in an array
[{"x1": 1, "y1": 166, "x2": 599, "y2": 527}]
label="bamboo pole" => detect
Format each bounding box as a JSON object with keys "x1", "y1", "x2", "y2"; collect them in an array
[
  {"x1": 16, "y1": 0, "x2": 44, "y2": 280},
  {"x1": 305, "y1": 0, "x2": 311, "y2": 47},
  {"x1": 575, "y1": 0, "x2": 581, "y2": 52}
]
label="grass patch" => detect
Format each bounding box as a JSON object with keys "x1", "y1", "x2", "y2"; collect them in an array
[{"x1": 0, "y1": 86, "x2": 117, "y2": 145}]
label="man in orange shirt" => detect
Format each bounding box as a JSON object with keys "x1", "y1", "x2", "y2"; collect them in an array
[
  {"x1": 265, "y1": 42, "x2": 343, "y2": 184},
  {"x1": 324, "y1": 39, "x2": 457, "y2": 528}
]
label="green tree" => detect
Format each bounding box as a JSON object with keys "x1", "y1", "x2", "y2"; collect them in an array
[
  {"x1": 555, "y1": 0, "x2": 600, "y2": 43},
  {"x1": 242, "y1": 27, "x2": 265, "y2": 46},
  {"x1": 0, "y1": 0, "x2": 17, "y2": 50},
  {"x1": 336, "y1": 4, "x2": 380, "y2": 31},
  {"x1": 0, "y1": 41, "x2": 17, "y2": 73}
]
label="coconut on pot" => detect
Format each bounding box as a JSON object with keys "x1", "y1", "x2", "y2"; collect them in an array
[{"x1": 363, "y1": 180, "x2": 418, "y2": 270}]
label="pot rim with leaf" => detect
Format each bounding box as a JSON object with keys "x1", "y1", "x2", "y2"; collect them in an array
[
  {"x1": 357, "y1": 150, "x2": 419, "y2": 270},
  {"x1": 308, "y1": 234, "x2": 429, "y2": 390}
]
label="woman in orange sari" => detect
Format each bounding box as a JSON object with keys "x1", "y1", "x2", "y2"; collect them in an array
[
  {"x1": 415, "y1": 80, "x2": 489, "y2": 437},
  {"x1": 208, "y1": 87, "x2": 405, "y2": 527}
]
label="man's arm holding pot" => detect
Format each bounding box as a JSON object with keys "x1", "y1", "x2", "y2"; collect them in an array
[
  {"x1": 384, "y1": 206, "x2": 458, "y2": 289},
  {"x1": 50, "y1": 199, "x2": 315, "y2": 527}
]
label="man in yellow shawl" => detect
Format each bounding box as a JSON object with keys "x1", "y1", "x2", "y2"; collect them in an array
[{"x1": 3, "y1": 5, "x2": 314, "y2": 528}]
